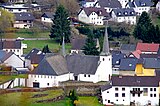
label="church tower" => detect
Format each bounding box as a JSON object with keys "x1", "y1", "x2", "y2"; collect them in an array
[{"x1": 95, "y1": 20, "x2": 112, "y2": 82}]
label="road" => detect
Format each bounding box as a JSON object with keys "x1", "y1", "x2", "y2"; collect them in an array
[{"x1": 3, "y1": 38, "x2": 50, "y2": 41}]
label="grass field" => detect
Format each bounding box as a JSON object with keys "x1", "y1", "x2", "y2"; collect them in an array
[
  {"x1": 0, "y1": 90, "x2": 103, "y2": 106},
  {"x1": 23, "y1": 40, "x2": 71, "y2": 54}
]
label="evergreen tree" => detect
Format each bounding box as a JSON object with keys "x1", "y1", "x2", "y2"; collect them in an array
[
  {"x1": 42, "y1": 45, "x2": 51, "y2": 53},
  {"x1": 133, "y1": 12, "x2": 153, "y2": 42},
  {"x1": 83, "y1": 30, "x2": 100, "y2": 55},
  {"x1": 49, "y1": 5, "x2": 70, "y2": 44},
  {"x1": 68, "y1": 89, "x2": 78, "y2": 106}
]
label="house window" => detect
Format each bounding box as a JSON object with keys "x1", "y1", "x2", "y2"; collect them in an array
[
  {"x1": 132, "y1": 93, "x2": 135, "y2": 97},
  {"x1": 150, "y1": 88, "x2": 152, "y2": 91},
  {"x1": 154, "y1": 94, "x2": 156, "y2": 97},
  {"x1": 103, "y1": 58, "x2": 105, "y2": 61},
  {"x1": 143, "y1": 88, "x2": 148, "y2": 96},
  {"x1": 47, "y1": 83, "x2": 49, "y2": 86},
  {"x1": 138, "y1": 94, "x2": 140, "y2": 97},
  {"x1": 115, "y1": 93, "x2": 118, "y2": 97},
  {"x1": 122, "y1": 93, "x2": 125, "y2": 97},
  {"x1": 18, "y1": 9, "x2": 21, "y2": 11},
  {"x1": 88, "y1": 75, "x2": 90, "y2": 77},
  {"x1": 150, "y1": 94, "x2": 152, "y2": 97},
  {"x1": 122, "y1": 88, "x2": 125, "y2": 91},
  {"x1": 107, "y1": 91, "x2": 109, "y2": 93},
  {"x1": 154, "y1": 88, "x2": 156, "y2": 91},
  {"x1": 116, "y1": 99, "x2": 118, "y2": 101},
  {"x1": 84, "y1": 74, "x2": 86, "y2": 77},
  {"x1": 108, "y1": 100, "x2": 110, "y2": 103},
  {"x1": 17, "y1": 50, "x2": 19, "y2": 52},
  {"x1": 105, "y1": 99, "x2": 107, "y2": 101},
  {"x1": 41, "y1": 75, "x2": 42, "y2": 78},
  {"x1": 115, "y1": 88, "x2": 118, "y2": 91}
]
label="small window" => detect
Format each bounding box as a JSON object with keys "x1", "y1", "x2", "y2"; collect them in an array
[
  {"x1": 84, "y1": 74, "x2": 86, "y2": 77},
  {"x1": 154, "y1": 88, "x2": 156, "y2": 91},
  {"x1": 150, "y1": 94, "x2": 152, "y2": 97},
  {"x1": 154, "y1": 94, "x2": 156, "y2": 97},
  {"x1": 116, "y1": 99, "x2": 118, "y2": 101},
  {"x1": 123, "y1": 99, "x2": 124, "y2": 101},
  {"x1": 88, "y1": 75, "x2": 90, "y2": 77},
  {"x1": 150, "y1": 88, "x2": 152, "y2": 91},
  {"x1": 48, "y1": 76, "x2": 49, "y2": 78},
  {"x1": 103, "y1": 58, "x2": 105, "y2": 61},
  {"x1": 115, "y1": 88, "x2": 118, "y2": 91},
  {"x1": 138, "y1": 94, "x2": 140, "y2": 97},
  {"x1": 107, "y1": 91, "x2": 109, "y2": 93},
  {"x1": 115, "y1": 93, "x2": 118, "y2": 97},
  {"x1": 122, "y1": 93, "x2": 125, "y2": 97},
  {"x1": 108, "y1": 100, "x2": 110, "y2": 103},
  {"x1": 41, "y1": 75, "x2": 42, "y2": 78},
  {"x1": 105, "y1": 99, "x2": 107, "y2": 101},
  {"x1": 132, "y1": 93, "x2": 135, "y2": 97},
  {"x1": 47, "y1": 83, "x2": 49, "y2": 86},
  {"x1": 122, "y1": 88, "x2": 125, "y2": 91}
]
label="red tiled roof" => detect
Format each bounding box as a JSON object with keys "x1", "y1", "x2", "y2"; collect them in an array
[
  {"x1": 131, "y1": 50, "x2": 141, "y2": 59},
  {"x1": 136, "y1": 43, "x2": 159, "y2": 52}
]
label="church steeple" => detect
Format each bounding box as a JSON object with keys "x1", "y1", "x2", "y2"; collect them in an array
[
  {"x1": 62, "y1": 35, "x2": 66, "y2": 57},
  {"x1": 100, "y1": 21, "x2": 110, "y2": 56}
]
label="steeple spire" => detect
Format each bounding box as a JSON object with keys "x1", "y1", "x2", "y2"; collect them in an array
[
  {"x1": 62, "y1": 35, "x2": 66, "y2": 57},
  {"x1": 100, "y1": 21, "x2": 110, "y2": 56}
]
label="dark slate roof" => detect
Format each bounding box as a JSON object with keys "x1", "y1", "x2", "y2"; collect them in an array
[
  {"x1": 111, "y1": 76, "x2": 160, "y2": 87},
  {"x1": 0, "y1": 40, "x2": 21, "y2": 49},
  {"x1": 71, "y1": 38, "x2": 86, "y2": 50},
  {"x1": 95, "y1": 0, "x2": 122, "y2": 8},
  {"x1": 127, "y1": 2, "x2": 136, "y2": 7},
  {"x1": 112, "y1": 8, "x2": 136, "y2": 17},
  {"x1": 66, "y1": 54, "x2": 99, "y2": 75},
  {"x1": 33, "y1": 54, "x2": 69, "y2": 75},
  {"x1": 0, "y1": 50, "x2": 8, "y2": 60},
  {"x1": 119, "y1": 58, "x2": 138, "y2": 71},
  {"x1": 120, "y1": 44, "x2": 136, "y2": 51},
  {"x1": 14, "y1": 12, "x2": 35, "y2": 21},
  {"x1": 25, "y1": 48, "x2": 45, "y2": 64},
  {"x1": 41, "y1": 12, "x2": 55, "y2": 18},
  {"x1": 155, "y1": 70, "x2": 160, "y2": 76},
  {"x1": 85, "y1": 0, "x2": 95, "y2": 2},
  {"x1": 112, "y1": 52, "x2": 126, "y2": 66},
  {"x1": 1, "y1": 52, "x2": 14, "y2": 62},
  {"x1": 78, "y1": 7, "x2": 109, "y2": 17},
  {"x1": 135, "y1": 0, "x2": 153, "y2": 7},
  {"x1": 101, "y1": 84, "x2": 112, "y2": 91},
  {"x1": 143, "y1": 58, "x2": 160, "y2": 69}
]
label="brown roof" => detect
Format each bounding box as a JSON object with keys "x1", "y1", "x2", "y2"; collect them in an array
[
  {"x1": 112, "y1": 76, "x2": 160, "y2": 87},
  {"x1": 0, "y1": 40, "x2": 21, "y2": 49},
  {"x1": 136, "y1": 43, "x2": 159, "y2": 52}
]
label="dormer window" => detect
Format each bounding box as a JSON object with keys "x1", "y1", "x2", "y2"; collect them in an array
[
  {"x1": 99, "y1": 11, "x2": 102, "y2": 15},
  {"x1": 141, "y1": 3, "x2": 146, "y2": 6},
  {"x1": 118, "y1": 12, "x2": 121, "y2": 15},
  {"x1": 124, "y1": 12, "x2": 128, "y2": 15},
  {"x1": 129, "y1": 64, "x2": 132, "y2": 66}
]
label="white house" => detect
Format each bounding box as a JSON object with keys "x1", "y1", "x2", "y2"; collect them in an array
[
  {"x1": 8, "y1": 0, "x2": 28, "y2": 3},
  {"x1": 41, "y1": 12, "x2": 54, "y2": 23},
  {"x1": 111, "y1": 8, "x2": 136, "y2": 25},
  {"x1": 156, "y1": 1, "x2": 160, "y2": 12},
  {"x1": 0, "y1": 50, "x2": 24, "y2": 68},
  {"x1": 118, "y1": 0, "x2": 129, "y2": 8},
  {"x1": 125, "y1": 0, "x2": 153, "y2": 15},
  {"x1": 78, "y1": 7, "x2": 110, "y2": 25},
  {"x1": 83, "y1": 0, "x2": 98, "y2": 7},
  {"x1": 101, "y1": 76, "x2": 160, "y2": 106},
  {"x1": 14, "y1": 12, "x2": 35, "y2": 28},
  {"x1": 28, "y1": 24, "x2": 112, "y2": 88},
  {"x1": 94, "y1": 0, "x2": 122, "y2": 13},
  {"x1": 0, "y1": 40, "x2": 27, "y2": 57}
]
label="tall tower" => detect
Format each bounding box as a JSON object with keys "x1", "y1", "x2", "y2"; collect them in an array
[
  {"x1": 100, "y1": 21, "x2": 110, "y2": 56},
  {"x1": 62, "y1": 36, "x2": 66, "y2": 57}
]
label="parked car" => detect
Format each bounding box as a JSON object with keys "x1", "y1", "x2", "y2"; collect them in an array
[{"x1": 16, "y1": 37, "x2": 24, "y2": 40}]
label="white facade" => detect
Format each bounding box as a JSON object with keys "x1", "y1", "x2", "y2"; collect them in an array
[
  {"x1": 156, "y1": 2, "x2": 160, "y2": 12},
  {"x1": 3, "y1": 53, "x2": 24, "y2": 68},
  {"x1": 78, "y1": 10, "x2": 104, "y2": 25},
  {"x1": 118, "y1": 0, "x2": 129, "y2": 8},
  {"x1": 13, "y1": 21, "x2": 33, "y2": 29},
  {"x1": 94, "y1": 3, "x2": 112, "y2": 13},
  {"x1": 102, "y1": 86, "x2": 159, "y2": 105},
  {"x1": 111, "y1": 11, "x2": 136, "y2": 25},
  {"x1": 27, "y1": 73, "x2": 74, "y2": 88},
  {"x1": 41, "y1": 17, "x2": 53, "y2": 23}
]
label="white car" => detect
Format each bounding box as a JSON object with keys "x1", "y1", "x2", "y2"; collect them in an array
[{"x1": 16, "y1": 37, "x2": 24, "y2": 40}]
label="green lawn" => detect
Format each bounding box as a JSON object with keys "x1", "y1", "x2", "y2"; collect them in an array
[
  {"x1": 0, "y1": 91, "x2": 103, "y2": 106},
  {"x1": 23, "y1": 40, "x2": 71, "y2": 54},
  {"x1": 0, "y1": 74, "x2": 28, "y2": 84}
]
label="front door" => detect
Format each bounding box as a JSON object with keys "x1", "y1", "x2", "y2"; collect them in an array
[{"x1": 33, "y1": 82, "x2": 40, "y2": 88}]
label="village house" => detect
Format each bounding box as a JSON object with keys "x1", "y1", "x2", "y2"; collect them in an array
[
  {"x1": 27, "y1": 22, "x2": 112, "y2": 88},
  {"x1": 0, "y1": 40, "x2": 27, "y2": 57},
  {"x1": 41, "y1": 12, "x2": 54, "y2": 23},
  {"x1": 94, "y1": 0, "x2": 122, "y2": 13},
  {"x1": 78, "y1": 7, "x2": 110, "y2": 25},
  {"x1": 118, "y1": 0, "x2": 129, "y2": 8},
  {"x1": 125, "y1": 0, "x2": 153, "y2": 15},
  {"x1": 156, "y1": 0, "x2": 160, "y2": 12},
  {"x1": 8, "y1": 0, "x2": 28, "y2": 3},
  {"x1": 111, "y1": 8, "x2": 136, "y2": 25},
  {"x1": 14, "y1": 12, "x2": 35, "y2": 28},
  {"x1": 101, "y1": 76, "x2": 160, "y2": 106}
]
